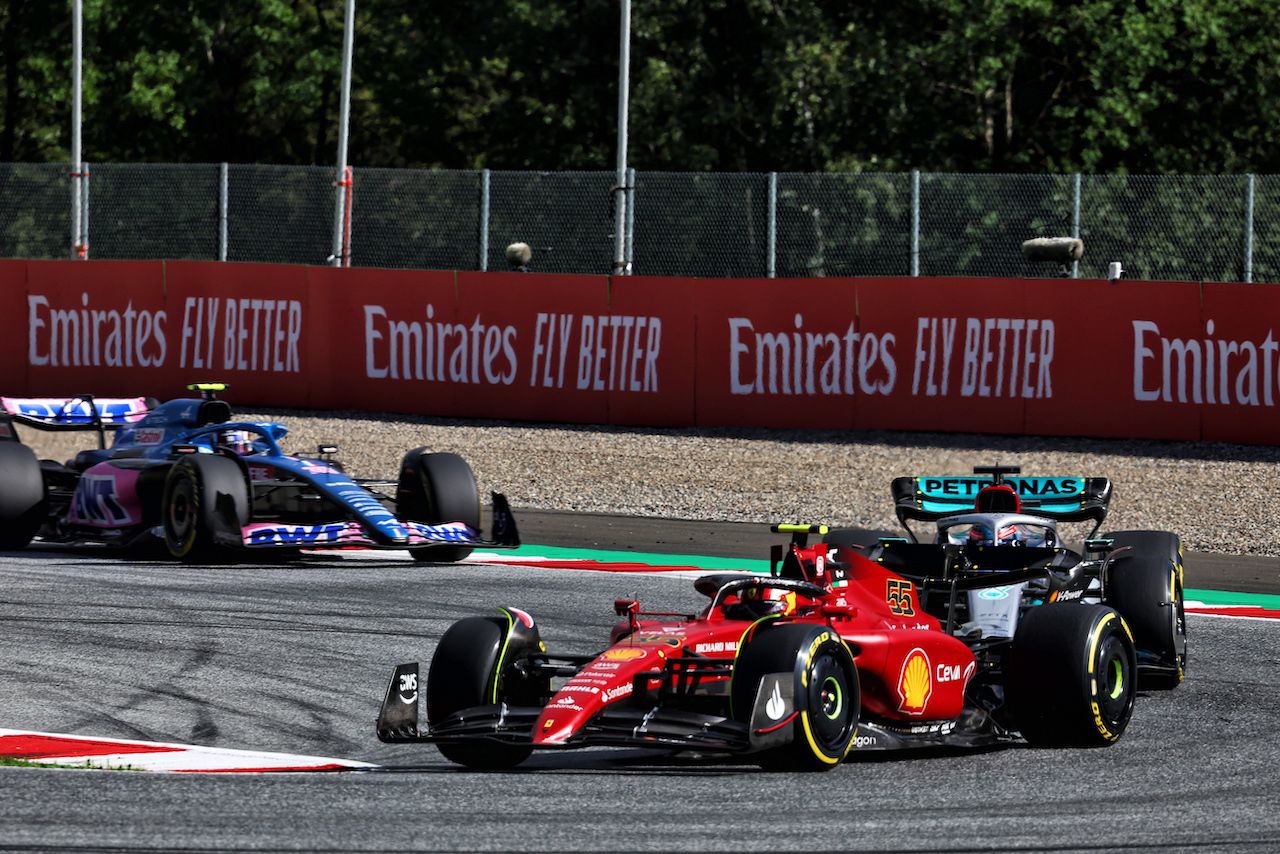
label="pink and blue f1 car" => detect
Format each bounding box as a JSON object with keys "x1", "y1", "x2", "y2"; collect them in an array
[{"x1": 0, "y1": 383, "x2": 517, "y2": 562}]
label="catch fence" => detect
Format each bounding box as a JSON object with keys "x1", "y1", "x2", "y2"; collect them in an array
[{"x1": 1, "y1": 162, "x2": 1274, "y2": 282}]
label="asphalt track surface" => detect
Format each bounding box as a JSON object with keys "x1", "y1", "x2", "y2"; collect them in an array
[{"x1": 2, "y1": 512, "x2": 1279, "y2": 853}]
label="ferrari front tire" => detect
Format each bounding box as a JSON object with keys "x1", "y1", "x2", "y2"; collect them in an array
[
  {"x1": 426, "y1": 616, "x2": 535, "y2": 769},
  {"x1": 732, "y1": 623, "x2": 860, "y2": 771},
  {"x1": 1008, "y1": 603, "x2": 1137, "y2": 746}
]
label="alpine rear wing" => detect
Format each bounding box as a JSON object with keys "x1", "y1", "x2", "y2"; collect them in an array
[
  {"x1": 0, "y1": 395, "x2": 152, "y2": 448},
  {"x1": 891, "y1": 465, "x2": 1112, "y2": 537}
]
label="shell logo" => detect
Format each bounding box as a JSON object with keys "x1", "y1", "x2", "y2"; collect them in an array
[
  {"x1": 602, "y1": 648, "x2": 647, "y2": 661},
  {"x1": 897, "y1": 648, "x2": 932, "y2": 716}
]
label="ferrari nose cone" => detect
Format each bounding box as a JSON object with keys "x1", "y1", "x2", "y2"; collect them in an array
[{"x1": 532, "y1": 700, "x2": 584, "y2": 745}]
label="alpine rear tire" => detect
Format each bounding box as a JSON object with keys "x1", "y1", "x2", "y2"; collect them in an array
[
  {"x1": 0, "y1": 442, "x2": 45, "y2": 550},
  {"x1": 1008, "y1": 603, "x2": 1136, "y2": 746},
  {"x1": 397, "y1": 449, "x2": 481, "y2": 563},
  {"x1": 426, "y1": 615, "x2": 540, "y2": 769},
  {"x1": 162, "y1": 454, "x2": 250, "y2": 562},
  {"x1": 732, "y1": 623, "x2": 859, "y2": 771}
]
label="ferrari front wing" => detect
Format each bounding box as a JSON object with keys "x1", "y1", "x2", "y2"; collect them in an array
[{"x1": 375, "y1": 662, "x2": 796, "y2": 755}]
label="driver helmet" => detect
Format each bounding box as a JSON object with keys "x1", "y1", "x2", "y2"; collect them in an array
[
  {"x1": 217, "y1": 428, "x2": 256, "y2": 455},
  {"x1": 740, "y1": 586, "x2": 798, "y2": 617},
  {"x1": 964, "y1": 521, "x2": 1048, "y2": 547}
]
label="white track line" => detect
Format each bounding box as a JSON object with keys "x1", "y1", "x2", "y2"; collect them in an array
[{"x1": 0, "y1": 729, "x2": 378, "y2": 773}]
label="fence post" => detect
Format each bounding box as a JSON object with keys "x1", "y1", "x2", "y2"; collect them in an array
[
  {"x1": 1071, "y1": 172, "x2": 1081, "y2": 279},
  {"x1": 80, "y1": 163, "x2": 90, "y2": 259},
  {"x1": 329, "y1": 0, "x2": 355, "y2": 267},
  {"x1": 1244, "y1": 173, "x2": 1255, "y2": 284},
  {"x1": 767, "y1": 172, "x2": 777, "y2": 278},
  {"x1": 70, "y1": 0, "x2": 84, "y2": 259},
  {"x1": 626, "y1": 167, "x2": 636, "y2": 273},
  {"x1": 910, "y1": 170, "x2": 920, "y2": 276},
  {"x1": 479, "y1": 168, "x2": 490, "y2": 271},
  {"x1": 219, "y1": 163, "x2": 229, "y2": 262},
  {"x1": 612, "y1": 0, "x2": 632, "y2": 274}
]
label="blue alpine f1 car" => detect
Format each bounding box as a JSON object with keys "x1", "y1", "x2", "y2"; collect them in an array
[{"x1": 0, "y1": 383, "x2": 517, "y2": 562}]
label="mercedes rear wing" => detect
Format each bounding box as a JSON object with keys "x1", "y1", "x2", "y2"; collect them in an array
[
  {"x1": 891, "y1": 466, "x2": 1112, "y2": 538},
  {"x1": 0, "y1": 395, "x2": 153, "y2": 448}
]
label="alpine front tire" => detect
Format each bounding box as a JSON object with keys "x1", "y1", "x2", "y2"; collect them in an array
[
  {"x1": 162, "y1": 454, "x2": 250, "y2": 562},
  {"x1": 1008, "y1": 603, "x2": 1137, "y2": 746},
  {"x1": 732, "y1": 623, "x2": 859, "y2": 771},
  {"x1": 397, "y1": 449, "x2": 481, "y2": 563}
]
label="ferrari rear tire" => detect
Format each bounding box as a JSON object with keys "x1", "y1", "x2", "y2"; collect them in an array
[
  {"x1": 397, "y1": 449, "x2": 481, "y2": 563},
  {"x1": 426, "y1": 616, "x2": 535, "y2": 769},
  {"x1": 1106, "y1": 553, "x2": 1186, "y2": 690},
  {"x1": 162, "y1": 454, "x2": 250, "y2": 562},
  {"x1": 732, "y1": 623, "x2": 859, "y2": 771},
  {"x1": 1008, "y1": 603, "x2": 1136, "y2": 746},
  {"x1": 0, "y1": 442, "x2": 45, "y2": 549}
]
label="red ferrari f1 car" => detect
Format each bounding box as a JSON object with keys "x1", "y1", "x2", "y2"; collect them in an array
[{"x1": 377, "y1": 522, "x2": 1138, "y2": 771}]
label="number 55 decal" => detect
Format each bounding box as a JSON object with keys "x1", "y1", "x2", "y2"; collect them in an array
[{"x1": 887, "y1": 579, "x2": 916, "y2": 616}]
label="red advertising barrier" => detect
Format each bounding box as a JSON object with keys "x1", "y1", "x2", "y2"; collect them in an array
[
  {"x1": 454, "y1": 271, "x2": 610, "y2": 424},
  {"x1": 0, "y1": 260, "x2": 29, "y2": 387},
  {"x1": 1194, "y1": 282, "x2": 1280, "y2": 444},
  {"x1": 692, "y1": 277, "x2": 859, "y2": 429},
  {"x1": 1, "y1": 259, "x2": 1277, "y2": 445},
  {"x1": 852, "y1": 277, "x2": 1033, "y2": 433},
  {"x1": 23, "y1": 260, "x2": 170, "y2": 396},
  {"x1": 307, "y1": 265, "x2": 461, "y2": 414},
  {"x1": 607, "y1": 276, "x2": 696, "y2": 427},
  {"x1": 165, "y1": 260, "x2": 313, "y2": 408}
]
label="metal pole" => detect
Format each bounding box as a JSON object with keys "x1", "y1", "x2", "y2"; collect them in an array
[
  {"x1": 910, "y1": 170, "x2": 920, "y2": 277},
  {"x1": 612, "y1": 0, "x2": 631, "y2": 275},
  {"x1": 80, "y1": 164, "x2": 89, "y2": 256},
  {"x1": 330, "y1": 0, "x2": 355, "y2": 267},
  {"x1": 767, "y1": 172, "x2": 777, "y2": 278},
  {"x1": 625, "y1": 166, "x2": 636, "y2": 272},
  {"x1": 479, "y1": 168, "x2": 490, "y2": 271},
  {"x1": 219, "y1": 162, "x2": 229, "y2": 261},
  {"x1": 1071, "y1": 172, "x2": 1081, "y2": 279},
  {"x1": 1244, "y1": 173, "x2": 1255, "y2": 284},
  {"x1": 70, "y1": 0, "x2": 83, "y2": 258}
]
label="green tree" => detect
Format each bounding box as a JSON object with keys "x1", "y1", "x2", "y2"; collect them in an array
[
  {"x1": 0, "y1": 0, "x2": 73, "y2": 161},
  {"x1": 3, "y1": 0, "x2": 1280, "y2": 173}
]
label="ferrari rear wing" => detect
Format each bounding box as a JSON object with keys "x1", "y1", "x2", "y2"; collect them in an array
[
  {"x1": 0, "y1": 395, "x2": 152, "y2": 448},
  {"x1": 891, "y1": 468, "x2": 1112, "y2": 535}
]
